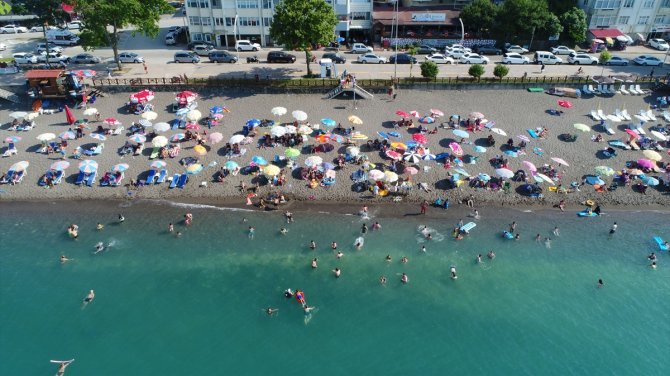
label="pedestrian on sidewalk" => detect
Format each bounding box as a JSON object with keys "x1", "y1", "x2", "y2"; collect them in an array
[
  {"x1": 540, "y1": 62, "x2": 545, "y2": 74},
  {"x1": 143, "y1": 62, "x2": 148, "y2": 75}
]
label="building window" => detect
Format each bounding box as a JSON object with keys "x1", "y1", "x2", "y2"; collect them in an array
[
  {"x1": 638, "y1": 16, "x2": 650, "y2": 24},
  {"x1": 201, "y1": 17, "x2": 212, "y2": 26},
  {"x1": 654, "y1": 15, "x2": 665, "y2": 24},
  {"x1": 591, "y1": 15, "x2": 616, "y2": 26},
  {"x1": 200, "y1": 1, "x2": 209, "y2": 8},
  {"x1": 187, "y1": 1, "x2": 197, "y2": 7},
  {"x1": 215, "y1": 17, "x2": 224, "y2": 26},
  {"x1": 623, "y1": 0, "x2": 635, "y2": 6},
  {"x1": 262, "y1": 0, "x2": 273, "y2": 8},
  {"x1": 193, "y1": 33, "x2": 203, "y2": 41},
  {"x1": 212, "y1": 0, "x2": 219, "y2": 6},
  {"x1": 351, "y1": 12, "x2": 371, "y2": 21},
  {"x1": 237, "y1": 0, "x2": 258, "y2": 8},
  {"x1": 239, "y1": 17, "x2": 260, "y2": 27},
  {"x1": 263, "y1": 17, "x2": 272, "y2": 27},
  {"x1": 643, "y1": 0, "x2": 655, "y2": 7},
  {"x1": 619, "y1": 16, "x2": 630, "y2": 24},
  {"x1": 593, "y1": 0, "x2": 621, "y2": 8},
  {"x1": 225, "y1": 17, "x2": 234, "y2": 27},
  {"x1": 189, "y1": 16, "x2": 201, "y2": 25},
  {"x1": 352, "y1": 0, "x2": 371, "y2": 3},
  {"x1": 662, "y1": 0, "x2": 670, "y2": 7}
]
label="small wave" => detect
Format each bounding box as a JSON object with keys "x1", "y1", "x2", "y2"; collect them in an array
[
  {"x1": 416, "y1": 225, "x2": 445, "y2": 243},
  {"x1": 161, "y1": 200, "x2": 255, "y2": 213}
]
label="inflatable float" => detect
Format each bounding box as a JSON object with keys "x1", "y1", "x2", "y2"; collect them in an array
[
  {"x1": 502, "y1": 231, "x2": 514, "y2": 239},
  {"x1": 653, "y1": 236, "x2": 669, "y2": 251},
  {"x1": 295, "y1": 290, "x2": 306, "y2": 306},
  {"x1": 460, "y1": 222, "x2": 476, "y2": 233},
  {"x1": 577, "y1": 210, "x2": 599, "y2": 217}
]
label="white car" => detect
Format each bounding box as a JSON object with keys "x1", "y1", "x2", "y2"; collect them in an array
[
  {"x1": 460, "y1": 53, "x2": 489, "y2": 64},
  {"x1": 66, "y1": 21, "x2": 83, "y2": 30},
  {"x1": 29, "y1": 25, "x2": 57, "y2": 33},
  {"x1": 12, "y1": 53, "x2": 38, "y2": 64},
  {"x1": 568, "y1": 53, "x2": 598, "y2": 65},
  {"x1": 425, "y1": 53, "x2": 454, "y2": 64},
  {"x1": 37, "y1": 52, "x2": 70, "y2": 63},
  {"x1": 350, "y1": 43, "x2": 373, "y2": 53},
  {"x1": 357, "y1": 53, "x2": 387, "y2": 64},
  {"x1": 445, "y1": 48, "x2": 470, "y2": 59},
  {"x1": 0, "y1": 25, "x2": 28, "y2": 33},
  {"x1": 505, "y1": 45, "x2": 529, "y2": 54},
  {"x1": 501, "y1": 53, "x2": 529, "y2": 64},
  {"x1": 0, "y1": 43, "x2": 6, "y2": 51},
  {"x1": 118, "y1": 52, "x2": 144, "y2": 63},
  {"x1": 235, "y1": 40, "x2": 261, "y2": 51},
  {"x1": 633, "y1": 55, "x2": 664, "y2": 66},
  {"x1": 36, "y1": 43, "x2": 64, "y2": 54},
  {"x1": 649, "y1": 38, "x2": 669, "y2": 51},
  {"x1": 550, "y1": 46, "x2": 575, "y2": 55}
]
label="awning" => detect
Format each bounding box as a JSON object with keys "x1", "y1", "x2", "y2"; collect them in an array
[
  {"x1": 373, "y1": 8, "x2": 460, "y2": 27},
  {"x1": 25, "y1": 70, "x2": 64, "y2": 79},
  {"x1": 589, "y1": 28, "x2": 624, "y2": 39}
]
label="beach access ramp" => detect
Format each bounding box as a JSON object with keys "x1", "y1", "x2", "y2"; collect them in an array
[
  {"x1": 0, "y1": 87, "x2": 21, "y2": 103},
  {"x1": 325, "y1": 84, "x2": 374, "y2": 100}
]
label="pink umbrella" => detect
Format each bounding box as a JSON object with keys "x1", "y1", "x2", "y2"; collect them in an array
[
  {"x1": 557, "y1": 100, "x2": 573, "y2": 108},
  {"x1": 410, "y1": 110, "x2": 420, "y2": 118},
  {"x1": 412, "y1": 134, "x2": 427, "y2": 144},
  {"x1": 104, "y1": 117, "x2": 120, "y2": 126},
  {"x1": 522, "y1": 160, "x2": 537, "y2": 172},
  {"x1": 551, "y1": 157, "x2": 569, "y2": 166},
  {"x1": 208, "y1": 132, "x2": 224, "y2": 144},
  {"x1": 396, "y1": 110, "x2": 410, "y2": 118},
  {"x1": 449, "y1": 142, "x2": 463, "y2": 157},
  {"x1": 429, "y1": 109, "x2": 444, "y2": 117},
  {"x1": 185, "y1": 123, "x2": 200, "y2": 130},
  {"x1": 625, "y1": 129, "x2": 640, "y2": 139},
  {"x1": 637, "y1": 159, "x2": 655, "y2": 169},
  {"x1": 517, "y1": 135, "x2": 530, "y2": 142},
  {"x1": 404, "y1": 166, "x2": 419, "y2": 175},
  {"x1": 385, "y1": 150, "x2": 402, "y2": 161},
  {"x1": 176, "y1": 90, "x2": 197, "y2": 104}
]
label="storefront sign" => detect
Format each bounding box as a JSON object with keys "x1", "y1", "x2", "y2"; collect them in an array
[{"x1": 411, "y1": 13, "x2": 446, "y2": 22}]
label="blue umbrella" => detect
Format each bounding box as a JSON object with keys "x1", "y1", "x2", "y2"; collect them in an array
[
  {"x1": 585, "y1": 176, "x2": 605, "y2": 185},
  {"x1": 478, "y1": 173, "x2": 491, "y2": 181},
  {"x1": 504, "y1": 150, "x2": 518, "y2": 157},
  {"x1": 642, "y1": 176, "x2": 659, "y2": 186},
  {"x1": 422, "y1": 154, "x2": 436, "y2": 160},
  {"x1": 321, "y1": 118, "x2": 337, "y2": 127},
  {"x1": 322, "y1": 162, "x2": 335, "y2": 170},
  {"x1": 246, "y1": 118, "x2": 261, "y2": 127},
  {"x1": 419, "y1": 116, "x2": 435, "y2": 124},
  {"x1": 176, "y1": 108, "x2": 190, "y2": 117},
  {"x1": 251, "y1": 156, "x2": 268, "y2": 165},
  {"x1": 224, "y1": 161, "x2": 239, "y2": 170},
  {"x1": 210, "y1": 106, "x2": 224, "y2": 114},
  {"x1": 5, "y1": 135, "x2": 21, "y2": 143},
  {"x1": 473, "y1": 145, "x2": 487, "y2": 153},
  {"x1": 453, "y1": 129, "x2": 469, "y2": 138},
  {"x1": 79, "y1": 160, "x2": 98, "y2": 173},
  {"x1": 435, "y1": 152, "x2": 450, "y2": 160}
]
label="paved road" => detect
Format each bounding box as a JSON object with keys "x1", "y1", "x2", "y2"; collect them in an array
[{"x1": 2, "y1": 13, "x2": 670, "y2": 83}]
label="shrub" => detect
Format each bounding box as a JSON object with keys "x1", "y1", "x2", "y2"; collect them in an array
[
  {"x1": 420, "y1": 61, "x2": 439, "y2": 79},
  {"x1": 468, "y1": 64, "x2": 485, "y2": 80}
]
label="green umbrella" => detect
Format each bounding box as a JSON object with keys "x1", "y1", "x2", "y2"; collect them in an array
[
  {"x1": 594, "y1": 166, "x2": 614, "y2": 176},
  {"x1": 284, "y1": 147, "x2": 301, "y2": 158},
  {"x1": 573, "y1": 123, "x2": 591, "y2": 132}
]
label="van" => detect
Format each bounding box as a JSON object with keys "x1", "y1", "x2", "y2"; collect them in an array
[
  {"x1": 46, "y1": 30, "x2": 80, "y2": 46},
  {"x1": 533, "y1": 51, "x2": 562, "y2": 65},
  {"x1": 165, "y1": 33, "x2": 176, "y2": 45}
]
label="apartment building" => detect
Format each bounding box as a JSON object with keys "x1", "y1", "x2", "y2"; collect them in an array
[
  {"x1": 185, "y1": 0, "x2": 373, "y2": 48},
  {"x1": 579, "y1": 0, "x2": 670, "y2": 36}
]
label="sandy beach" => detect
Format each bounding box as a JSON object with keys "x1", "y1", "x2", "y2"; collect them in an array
[{"x1": 1, "y1": 87, "x2": 668, "y2": 208}]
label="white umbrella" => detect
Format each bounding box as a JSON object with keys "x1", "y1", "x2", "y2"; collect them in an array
[
  {"x1": 304, "y1": 156, "x2": 323, "y2": 167},
  {"x1": 152, "y1": 135, "x2": 168, "y2": 147},
  {"x1": 83, "y1": 108, "x2": 99, "y2": 116},
  {"x1": 153, "y1": 122, "x2": 170, "y2": 132},
  {"x1": 141, "y1": 111, "x2": 158, "y2": 121},
  {"x1": 651, "y1": 130, "x2": 668, "y2": 141},
  {"x1": 229, "y1": 134, "x2": 245, "y2": 144},
  {"x1": 404, "y1": 152, "x2": 421, "y2": 163},
  {"x1": 138, "y1": 119, "x2": 152, "y2": 128},
  {"x1": 25, "y1": 112, "x2": 39, "y2": 121},
  {"x1": 270, "y1": 126, "x2": 287, "y2": 137},
  {"x1": 36, "y1": 133, "x2": 56, "y2": 142},
  {"x1": 368, "y1": 169, "x2": 385, "y2": 181},
  {"x1": 9, "y1": 111, "x2": 28, "y2": 119},
  {"x1": 10, "y1": 161, "x2": 29, "y2": 171},
  {"x1": 271, "y1": 106, "x2": 287, "y2": 117},
  {"x1": 346, "y1": 146, "x2": 360, "y2": 156},
  {"x1": 292, "y1": 110, "x2": 308, "y2": 121},
  {"x1": 490, "y1": 128, "x2": 507, "y2": 136},
  {"x1": 535, "y1": 173, "x2": 555, "y2": 185},
  {"x1": 186, "y1": 110, "x2": 202, "y2": 122},
  {"x1": 495, "y1": 168, "x2": 514, "y2": 179},
  {"x1": 298, "y1": 125, "x2": 313, "y2": 135}
]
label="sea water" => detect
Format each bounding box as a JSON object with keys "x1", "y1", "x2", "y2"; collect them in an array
[{"x1": 1, "y1": 201, "x2": 669, "y2": 376}]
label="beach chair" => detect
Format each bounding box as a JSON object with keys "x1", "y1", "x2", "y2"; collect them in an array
[
  {"x1": 111, "y1": 126, "x2": 125, "y2": 136},
  {"x1": 588, "y1": 84, "x2": 598, "y2": 94},
  {"x1": 149, "y1": 147, "x2": 160, "y2": 159},
  {"x1": 53, "y1": 170, "x2": 64, "y2": 184},
  {"x1": 169, "y1": 174, "x2": 180, "y2": 189},
  {"x1": 110, "y1": 172, "x2": 124, "y2": 186},
  {"x1": 83, "y1": 143, "x2": 104, "y2": 156},
  {"x1": 134, "y1": 143, "x2": 144, "y2": 156},
  {"x1": 635, "y1": 85, "x2": 645, "y2": 95},
  {"x1": 86, "y1": 171, "x2": 97, "y2": 187},
  {"x1": 645, "y1": 110, "x2": 656, "y2": 121},
  {"x1": 597, "y1": 84, "x2": 605, "y2": 94},
  {"x1": 607, "y1": 85, "x2": 617, "y2": 95},
  {"x1": 590, "y1": 111, "x2": 601, "y2": 121},
  {"x1": 635, "y1": 122, "x2": 646, "y2": 135},
  {"x1": 156, "y1": 169, "x2": 168, "y2": 184},
  {"x1": 582, "y1": 85, "x2": 592, "y2": 95},
  {"x1": 2, "y1": 143, "x2": 17, "y2": 157},
  {"x1": 604, "y1": 122, "x2": 615, "y2": 135},
  {"x1": 12, "y1": 170, "x2": 25, "y2": 184},
  {"x1": 176, "y1": 173, "x2": 188, "y2": 189},
  {"x1": 597, "y1": 109, "x2": 606, "y2": 119},
  {"x1": 629, "y1": 84, "x2": 639, "y2": 95},
  {"x1": 145, "y1": 169, "x2": 157, "y2": 185},
  {"x1": 619, "y1": 85, "x2": 629, "y2": 95},
  {"x1": 75, "y1": 171, "x2": 85, "y2": 185},
  {"x1": 662, "y1": 111, "x2": 670, "y2": 122},
  {"x1": 38, "y1": 170, "x2": 54, "y2": 186},
  {"x1": 606, "y1": 114, "x2": 621, "y2": 122},
  {"x1": 621, "y1": 109, "x2": 632, "y2": 121}
]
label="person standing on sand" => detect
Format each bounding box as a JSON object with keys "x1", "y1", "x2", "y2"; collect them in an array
[{"x1": 420, "y1": 200, "x2": 428, "y2": 215}]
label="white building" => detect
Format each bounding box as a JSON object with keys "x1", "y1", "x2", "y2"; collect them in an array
[
  {"x1": 579, "y1": 0, "x2": 670, "y2": 37},
  {"x1": 185, "y1": 0, "x2": 374, "y2": 48}
]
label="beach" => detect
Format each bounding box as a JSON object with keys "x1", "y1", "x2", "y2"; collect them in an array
[{"x1": 0, "y1": 88, "x2": 668, "y2": 208}]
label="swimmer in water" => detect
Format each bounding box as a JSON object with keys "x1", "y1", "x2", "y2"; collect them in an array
[
  {"x1": 379, "y1": 275, "x2": 387, "y2": 285},
  {"x1": 82, "y1": 289, "x2": 95, "y2": 307},
  {"x1": 514, "y1": 234, "x2": 521, "y2": 241},
  {"x1": 361, "y1": 223, "x2": 368, "y2": 234},
  {"x1": 650, "y1": 261, "x2": 657, "y2": 269},
  {"x1": 476, "y1": 254, "x2": 482, "y2": 264},
  {"x1": 248, "y1": 226, "x2": 255, "y2": 238},
  {"x1": 96, "y1": 223, "x2": 104, "y2": 230},
  {"x1": 336, "y1": 251, "x2": 344, "y2": 259},
  {"x1": 55, "y1": 360, "x2": 73, "y2": 376},
  {"x1": 401, "y1": 256, "x2": 408, "y2": 264},
  {"x1": 487, "y1": 250, "x2": 496, "y2": 259},
  {"x1": 544, "y1": 238, "x2": 551, "y2": 248},
  {"x1": 284, "y1": 288, "x2": 294, "y2": 298},
  {"x1": 168, "y1": 223, "x2": 174, "y2": 233},
  {"x1": 333, "y1": 268, "x2": 341, "y2": 278},
  {"x1": 311, "y1": 258, "x2": 318, "y2": 269},
  {"x1": 355, "y1": 242, "x2": 362, "y2": 250},
  {"x1": 426, "y1": 233, "x2": 433, "y2": 241},
  {"x1": 648, "y1": 253, "x2": 657, "y2": 262},
  {"x1": 385, "y1": 255, "x2": 392, "y2": 262},
  {"x1": 473, "y1": 210, "x2": 480, "y2": 219},
  {"x1": 60, "y1": 255, "x2": 70, "y2": 264},
  {"x1": 535, "y1": 234, "x2": 541, "y2": 242},
  {"x1": 94, "y1": 242, "x2": 105, "y2": 254},
  {"x1": 118, "y1": 214, "x2": 125, "y2": 223},
  {"x1": 509, "y1": 221, "x2": 517, "y2": 232},
  {"x1": 280, "y1": 227, "x2": 288, "y2": 235},
  {"x1": 597, "y1": 278, "x2": 604, "y2": 288},
  {"x1": 176, "y1": 231, "x2": 182, "y2": 237},
  {"x1": 331, "y1": 241, "x2": 337, "y2": 250},
  {"x1": 372, "y1": 222, "x2": 381, "y2": 230},
  {"x1": 458, "y1": 219, "x2": 464, "y2": 228},
  {"x1": 421, "y1": 245, "x2": 426, "y2": 253},
  {"x1": 609, "y1": 222, "x2": 617, "y2": 235},
  {"x1": 309, "y1": 240, "x2": 316, "y2": 250},
  {"x1": 401, "y1": 273, "x2": 409, "y2": 284},
  {"x1": 553, "y1": 226, "x2": 560, "y2": 236},
  {"x1": 266, "y1": 307, "x2": 278, "y2": 316},
  {"x1": 450, "y1": 266, "x2": 458, "y2": 280}
]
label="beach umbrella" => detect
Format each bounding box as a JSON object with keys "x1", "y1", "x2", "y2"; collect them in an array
[
  {"x1": 368, "y1": 169, "x2": 385, "y2": 181},
  {"x1": 504, "y1": 150, "x2": 518, "y2": 158},
  {"x1": 285, "y1": 125, "x2": 297, "y2": 134},
  {"x1": 404, "y1": 152, "x2": 421, "y2": 163},
  {"x1": 154, "y1": 122, "x2": 170, "y2": 133},
  {"x1": 469, "y1": 112, "x2": 485, "y2": 119},
  {"x1": 551, "y1": 157, "x2": 569, "y2": 166},
  {"x1": 229, "y1": 134, "x2": 245, "y2": 144},
  {"x1": 637, "y1": 159, "x2": 655, "y2": 169},
  {"x1": 473, "y1": 145, "x2": 487, "y2": 153},
  {"x1": 329, "y1": 134, "x2": 344, "y2": 143},
  {"x1": 176, "y1": 108, "x2": 190, "y2": 117},
  {"x1": 186, "y1": 163, "x2": 204, "y2": 174},
  {"x1": 650, "y1": 130, "x2": 668, "y2": 141},
  {"x1": 246, "y1": 118, "x2": 261, "y2": 127},
  {"x1": 478, "y1": 173, "x2": 491, "y2": 182},
  {"x1": 351, "y1": 133, "x2": 368, "y2": 141},
  {"x1": 78, "y1": 160, "x2": 98, "y2": 173},
  {"x1": 453, "y1": 129, "x2": 469, "y2": 138},
  {"x1": 112, "y1": 163, "x2": 129, "y2": 172},
  {"x1": 522, "y1": 160, "x2": 537, "y2": 172},
  {"x1": 152, "y1": 136, "x2": 168, "y2": 147},
  {"x1": 271, "y1": 106, "x2": 287, "y2": 117},
  {"x1": 449, "y1": 142, "x2": 463, "y2": 156},
  {"x1": 321, "y1": 118, "x2": 337, "y2": 127},
  {"x1": 409, "y1": 110, "x2": 420, "y2": 118},
  {"x1": 396, "y1": 110, "x2": 410, "y2": 118},
  {"x1": 90, "y1": 133, "x2": 107, "y2": 141},
  {"x1": 263, "y1": 165, "x2": 280, "y2": 176},
  {"x1": 404, "y1": 166, "x2": 419, "y2": 175},
  {"x1": 209, "y1": 106, "x2": 223, "y2": 115},
  {"x1": 534, "y1": 173, "x2": 555, "y2": 185},
  {"x1": 224, "y1": 161, "x2": 239, "y2": 170},
  {"x1": 490, "y1": 128, "x2": 507, "y2": 136},
  {"x1": 25, "y1": 112, "x2": 39, "y2": 121},
  {"x1": 643, "y1": 150, "x2": 663, "y2": 161},
  {"x1": 430, "y1": 109, "x2": 444, "y2": 117},
  {"x1": 285, "y1": 147, "x2": 301, "y2": 158},
  {"x1": 240, "y1": 137, "x2": 253, "y2": 145},
  {"x1": 271, "y1": 126, "x2": 287, "y2": 137},
  {"x1": 517, "y1": 134, "x2": 530, "y2": 142},
  {"x1": 141, "y1": 111, "x2": 158, "y2": 121},
  {"x1": 558, "y1": 100, "x2": 573, "y2": 108},
  {"x1": 73, "y1": 69, "x2": 96, "y2": 78},
  {"x1": 292, "y1": 110, "x2": 308, "y2": 121},
  {"x1": 419, "y1": 116, "x2": 435, "y2": 124},
  {"x1": 176, "y1": 90, "x2": 197, "y2": 104},
  {"x1": 83, "y1": 108, "x2": 98, "y2": 116},
  {"x1": 391, "y1": 142, "x2": 407, "y2": 151},
  {"x1": 626, "y1": 168, "x2": 643, "y2": 175},
  {"x1": 10, "y1": 161, "x2": 29, "y2": 171},
  {"x1": 104, "y1": 117, "x2": 120, "y2": 126},
  {"x1": 171, "y1": 133, "x2": 186, "y2": 142},
  {"x1": 325, "y1": 169, "x2": 337, "y2": 179},
  {"x1": 193, "y1": 145, "x2": 207, "y2": 156},
  {"x1": 594, "y1": 166, "x2": 615, "y2": 176},
  {"x1": 186, "y1": 110, "x2": 202, "y2": 122},
  {"x1": 128, "y1": 134, "x2": 146, "y2": 143},
  {"x1": 642, "y1": 176, "x2": 660, "y2": 186},
  {"x1": 304, "y1": 156, "x2": 323, "y2": 167},
  {"x1": 584, "y1": 176, "x2": 605, "y2": 185},
  {"x1": 36, "y1": 133, "x2": 56, "y2": 142},
  {"x1": 412, "y1": 134, "x2": 428, "y2": 144},
  {"x1": 185, "y1": 123, "x2": 200, "y2": 130},
  {"x1": 384, "y1": 171, "x2": 398, "y2": 183},
  {"x1": 348, "y1": 115, "x2": 363, "y2": 125},
  {"x1": 346, "y1": 146, "x2": 360, "y2": 156},
  {"x1": 625, "y1": 129, "x2": 640, "y2": 139},
  {"x1": 314, "y1": 134, "x2": 330, "y2": 143},
  {"x1": 5, "y1": 135, "x2": 21, "y2": 143},
  {"x1": 50, "y1": 160, "x2": 70, "y2": 171},
  {"x1": 385, "y1": 150, "x2": 402, "y2": 160},
  {"x1": 150, "y1": 160, "x2": 167, "y2": 169},
  {"x1": 422, "y1": 154, "x2": 437, "y2": 160},
  {"x1": 208, "y1": 132, "x2": 224, "y2": 144},
  {"x1": 453, "y1": 167, "x2": 470, "y2": 177},
  {"x1": 138, "y1": 119, "x2": 152, "y2": 128},
  {"x1": 574, "y1": 123, "x2": 591, "y2": 132},
  {"x1": 495, "y1": 168, "x2": 514, "y2": 179},
  {"x1": 298, "y1": 125, "x2": 313, "y2": 135},
  {"x1": 64, "y1": 105, "x2": 76, "y2": 125},
  {"x1": 9, "y1": 111, "x2": 28, "y2": 119},
  {"x1": 251, "y1": 156, "x2": 268, "y2": 166}
]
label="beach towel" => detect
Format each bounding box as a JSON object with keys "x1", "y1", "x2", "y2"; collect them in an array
[
  {"x1": 388, "y1": 131, "x2": 401, "y2": 138},
  {"x1": 533, "y1": 147, "x2": 544, "y2": 156},
  {"x1": 527, "y1": 129, "x2": 539, "y2": 138},
  {"x1": 377, "y1": 131, "x2": 389, "y2": 139}
]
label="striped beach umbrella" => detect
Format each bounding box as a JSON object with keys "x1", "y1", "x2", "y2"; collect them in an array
[
  {"x1": 128, "y1": 134, "x2": 146, "y2": 143},
  {"x1": 90, "y1": 133, "x2": 107, "y2": 141},
  {"x1": 150, "y1": 160, "x2": 167, "y2": 169},
  {"x1": 59, "y1": 131, "x2": 76, "y2": 140},
  {"x1": 5, "y1": 135, "x2": 21, "y2": 143},
  {"x1": 50, "y1": 160, "x2": 70, "y2": 171},
  {"x1": 170, "y1": 133, "x2": 186, "y2": 142},
  {"x1": 78, "y1": 160, "x2": 98, "y2": 173},
  {"x1": 112, "y1": 163, "x2": 129, "y2": 172}
]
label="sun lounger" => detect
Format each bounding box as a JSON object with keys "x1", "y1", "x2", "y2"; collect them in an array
[
  {"x1": 606, "y1": 114, "x2": 620, "y2": 122},
  {"x1": 635, "y1": 123, "x2": 646, "y2": 135},
  {"x1": 629, "y1": 84, "x2": 639, "y2": 95},
  {"x1": 590, "y1": 111, "x2": 601, "y2": 121},
  {"x1": 634, "y1": 113, "x2": 648, "y2": 122},
  {"x1": 629, "y1": 140, "x2": 640, "y2": 150},
  {"x1": 156, "y1": 169, "x2": 168, "y2": 184},
  {"x1": 604, "y1": 123, "x2": 615, "y2": 135},
  {"x1": 111, "y1": 126, "x2": 125, "y2": 135},
  {"x1": 176, "y1": 173, "x2": 188, "y2": 189},
  {"x1": 149, "y1": 147, "x2": 160, "y2": 160},
  {"x1": 2, "y1": 143, "x2": 17, "y2": 157},
  {"x1": 662, "y1": 111, "x2": 670, "y2": 122},
  {"x1": 53, "y1": 170, "x2": 64, "y2": 184},
  {"x1": 597, "y1": 109, "x2": 606, "y2": 119},
  {"x1": 635, "y1": 85, "x2": 645, "y2": 95},
  {"x1": 607, "y1": 85, "x2": 617, "y2": 95},
  {"x1": 10, "y1": 170, "x2": 25, "y2": 184},
  {"x1": 145, "y1": 169, "x2": 157, "y2": 185},
  {"x1": 169, "y1": 174, "x2": 179, "y2": 189},
  {"x1": 527, "y1": 129, "x2": 539, "y2": 138},
  {"x1": 86, "y1": 171, "x2": 96, "y2": 187},
  {"x1": 38, "y1": 170, "x2": 54, "y2": 186},
  {"x1": 134, "y1": 143, "x2": 144, "y2": 156},
  {"x1": 582, "y1": 85, "x2": 592, "y2": 95},
  {"x1": 110, "y1": 172, "x2": 124, "y2": 186},
  {"x1": 645, "y1": 110, "x2": 656, "y2": 121},
  {"x1": 75, "y1": 171, "x2": 85, "y2": 185},
  {"x1": 588, "y1": 84, "x2": 598, "y2": 94},
  {"x1": 83, "y1": 143, "x2": 104, "y2": 156},
  {"x1": 621, "y1": 109, "x2": 632, "y2": 121},
  {"x1": 619, "y1": 85, "x2": 629, "y2": 95}
]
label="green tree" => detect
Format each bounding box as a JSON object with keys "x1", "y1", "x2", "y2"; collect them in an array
[
  {"x1": 407, "y1": 46, "x2": 418, "y2": 78},
  {"x1": 493, "y1": 64, "x2": 509, "y2": 80},
  {"x1": 598, "y1": 50, "x2": 612, "y2": 65},
  {"x1": 270, "y1": 0, "x2": 337, "y2": 77},
  {"x1": 19, "y1": 1, "x2": 69, "y2": 66},
  {"x1": 468, "y1": 64, "x2": 485, "y2": 80},
  {"x1": 420, "y1": 61, "x2": 439, "y2": 79},
  {"x1": 460, "y1": 0, "x2": 498, "y2": 36},
  {"x1": 69, "y1": 0, "x2": 171, "y2": 70},
  {"x1": 544, "y1": 14, "x2": 564, "y2": 37},
  {"x1": 560, "y1": 7, "x2": 587, "y2": 44},
  {"x1": 496, "y1": 0, "x2": 553, "y2": 45},
  {"x1": 0, "y1": 1, "x2": 12, "y2": 15},
  {"x1": 547, "y1": 0, "x2": 577, "y2": 14}
]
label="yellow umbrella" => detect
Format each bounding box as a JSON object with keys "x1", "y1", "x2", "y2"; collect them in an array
[
  {"x1": 573, "y1": 123, "x2": 591, "y2": 132},
  {"x1": 348, "y1": 115, "x2": 363, "y2": 125},
  {"x1": 263, "y1": 165, "x2": 281, "y2": 176},
  {"x1": 384, "y1": 171, "x2": 398, "y2": 183},
  {"x1": 351, "y1": 133, "x2": 368, "y2": 141},
  {"x1": 390, "y1": 142, "x2": 407, "y2": 150},
  {"x1": 193, "y1": 144, "x2": 207, "y2": 156},
  {"x1": 186, "y1": 110, "x2": 202, "y2": 122},
  {"x1": 152, "y1": 135, "x2": 168, "y2": 147},
  {"x1": 643, "y1": 150, "x2": 662, "y2": 161}
]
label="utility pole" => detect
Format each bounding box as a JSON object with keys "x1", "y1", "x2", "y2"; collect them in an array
[{"x1": 393, "y1": 0, "x2": 399, "y2": 82}]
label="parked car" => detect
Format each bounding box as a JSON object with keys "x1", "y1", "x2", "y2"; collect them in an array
[
  {"x1": 550, "y1": 45, "x2": 575, "y2": 55},
  {"x1": 29, "y1": 25, "x2": 57, "y2": 33},
  {"x1": 70, "y1": 53, "x2": 101, "y2": 64},
  {"x1": 603, "y1": 56, "x2": 629, "y2": 66},
  {"x1": 0, "y1": 25, "x2": 28, "y2": 33},
  {"x1": 267, "y1": 51, "x2": 296, "y2": 63},
  {"x1": 235, "y1": 40, "x2": 261, "y2": 51},
  {"x1": 208, "y1": 50, "x2": 237, "y2": 63},
  {"x1": 445, "y1": 48, "x2": 470, "y2": 59},
  {"x1": 567, "y1": 53, "x2": 598, "y2": 65},
  {"x1": 0, "y1": 43, "x2": 5, "y2": 51},
  {"x1": 36, "y1": 43, "x2": 64, "y2": 54},
  {"x1": 475, "y1": 45, "x2": 502, "y2": 55},
  {"x1": 460, "y1": 53, "x2": 489, "y2": 64},
  {"x1": 415, "y1": 45, "x2": 437, "y2": 54},
  {"x1": 168, "y1": 26, "x2": 182, "y2": 34},
  {"x1": 649, "y1": 38, "x2": 669, "y2": 51},
  {"x1": 349, "y1": 43, "x2": 373, "y2": 53},
  {"x1": 66, "y1": 21, "x2": 83, "y2": 29},
  {"x1": 425, "y1": 53, "x2": 454, "y2": 64},
  {"x1": 173, "y1": 51, "x2": 200, "y2": 63},
  {"x1": 37, "y1": 52, "x2": 70, "y2": 63},
  {"x1": 322, "y1": 52, "x2": 346, "y2": 63},
  {"x1": 187, "y1": 41, "x2": 215, "y2": 50},
  {"x1": 357, "y1": 53, "x2": 387, "y2": 64},
  {"x1": 12, "y1": 53, "x2": 38, "y2": 64},
  {"x1": 501, "y1": 53, "x2": 529, "y2": 64},
  {"x1": 165, "y1": 33, "x2": 176, "y2": 45},
  {"x1": 389, "y1": 54, "x2": 417, "y2": 64},
  {"x1": 633, "y1": 55, "x2": 663, "y2": 66},
  {"x1": 505, "y1": 45, "x2": 529, "y2": 54},
  {"x1": 192, "y1": 44, "x2": 215, "y2": 56},
  {"x1": 118, "y1": 52, "x2": 144, "y2": 63}
]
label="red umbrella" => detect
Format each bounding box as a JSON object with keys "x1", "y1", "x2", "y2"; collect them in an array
[
  {"x1": 185, "y1": 123, "x2": 200, "y2": 130},
  {"x1": 412, "y1": 133, "x2": 427, "y2": 144},
  {"x1": 64, "y1": 105, "x2": 76, "y2": 125},
  {"x1": 396, "y1": 110, "x2": 410, "y2": 118},
  {"x1": 130, "y1": 89, "x2": 155, "y2": 103},
  {"x1": 176, "y1": 90, "x2": 198, "y2": 104},
  {"x1": 104, "y1": 117, "x2": 120, "y2": 125},
  {"x1": 557, "y1": 100, "x2": 573, "y2": 108},
  {"x1": 385, "y1": 150, "x2": 402, "y2": 161},
  {"x1": 625, "y1": 129, "x2": 640, "y2": 139}
]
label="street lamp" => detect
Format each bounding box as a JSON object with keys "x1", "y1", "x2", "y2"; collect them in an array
[
  {"x1": 234, "y1": 14, "x2": 239, "y2": 62},
  {"x1": 459, "y1": 18, "x2": 464, "y2": 46},
  {"x1": 393, "y1": 0, "x2": 399, "y2": 82}
]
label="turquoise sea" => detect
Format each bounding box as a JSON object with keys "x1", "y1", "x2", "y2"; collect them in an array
[{"x1": 1, "y1": 201, "x2": 669, "y2": 376}]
